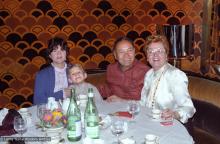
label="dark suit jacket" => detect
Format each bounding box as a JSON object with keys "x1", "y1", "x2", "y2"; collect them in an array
[{"x1": 33, "y1": 65, "x2": 67, "y2": 104}]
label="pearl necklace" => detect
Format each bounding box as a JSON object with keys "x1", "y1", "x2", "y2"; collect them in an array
[{"x1": 150, "y1": 69, "x2": 166, "y2": 108}]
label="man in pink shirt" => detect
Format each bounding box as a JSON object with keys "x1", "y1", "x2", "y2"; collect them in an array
[{"x1": 99, "y1": 37, "x2": 150, "y2": 102}]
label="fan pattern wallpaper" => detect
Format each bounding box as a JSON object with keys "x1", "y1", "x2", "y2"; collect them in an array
[{"x1": 0, "y1": 0, "x2": 212, "y2": 109}]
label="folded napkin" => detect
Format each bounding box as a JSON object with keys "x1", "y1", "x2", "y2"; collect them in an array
[
  {"x1": 0, "y1": 108, "x2": 8, "y2": 125},
  {"x1": 111, "y1": 111, "x2": 132, "y2": 118},
  {"x1": 0, "y1": 109, "x2": 21, "y2": 136}
]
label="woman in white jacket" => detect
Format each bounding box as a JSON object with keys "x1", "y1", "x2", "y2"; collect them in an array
[{"x1": 140, "y1": 35, "x2": 196, "y2": 123}]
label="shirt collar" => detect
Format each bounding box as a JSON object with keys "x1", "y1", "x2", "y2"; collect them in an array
[
  {"x1": 153, "y1": 63, "x2": 168, "y2": 77},
  {"x1": 52, "y1": 63, "x2": 67, "y2": 73}
]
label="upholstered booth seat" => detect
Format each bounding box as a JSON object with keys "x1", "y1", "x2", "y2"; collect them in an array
[
  {"x1": 192, "y1": 99, "x2": 220, "y2": 144},
  {"x1": 86, "y1": 71, "x2": 220, "y2": 144},
  {"x1": 188, "y1": 76, "x2": 220, "y2": 144}
]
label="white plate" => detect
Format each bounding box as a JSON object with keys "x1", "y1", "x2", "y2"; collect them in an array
[
  {"x1": 19, "y1": 108, "x2": 32, "y2": 118},
  {"x1": 19, "y1": 108, "x2": 28, "y2": 113}
]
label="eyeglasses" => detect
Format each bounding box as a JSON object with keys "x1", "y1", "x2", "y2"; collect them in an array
[{"x1": 147, "y1": 48, "x2": 166, "y2": 56}]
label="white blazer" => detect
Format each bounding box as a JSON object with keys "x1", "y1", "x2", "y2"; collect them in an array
[{"x1": 140, "y1": 63, "x2": 196, "y2": 123}]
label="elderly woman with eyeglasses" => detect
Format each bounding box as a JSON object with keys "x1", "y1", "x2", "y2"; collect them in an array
[{"x1": 140, "y1": 35, "x2": 196, "y2": 124}]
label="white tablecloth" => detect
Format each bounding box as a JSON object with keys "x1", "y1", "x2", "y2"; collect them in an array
[{"x1": 9, "y1": 101, "x2": 194, "y2": 144}]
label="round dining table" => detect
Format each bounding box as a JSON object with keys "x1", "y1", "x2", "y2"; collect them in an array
[{"x1": 8, "y1": 100, "x2": 194, "y2": 144}]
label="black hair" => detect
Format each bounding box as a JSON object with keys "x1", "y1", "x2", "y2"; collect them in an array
[{"x1": 47, "y1": 37, "x2": 69, "y2": 63}]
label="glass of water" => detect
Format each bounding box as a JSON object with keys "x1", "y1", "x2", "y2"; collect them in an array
[
  {"x1": 14, "y1": 116, "x2": 27, "y2": 136},
  {"x1": 111, "y1": 120, "x2": 126, "y2": 144},
  {"x1": 128, "y1": 101, "x2": 140, "y2": 121}
]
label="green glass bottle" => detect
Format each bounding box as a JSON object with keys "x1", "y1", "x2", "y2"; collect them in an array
[
  {"x1": 84, "y1": 88, "x2": 100, "y2": 139},
  {"x1": 66, "y1": 88, "x2": 82, "y2": 141}
]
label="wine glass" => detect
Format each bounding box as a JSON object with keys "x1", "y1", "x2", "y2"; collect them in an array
[
  {"x1": 14, "y1": 116, "x2": 27, "y2": 136},
  {"x1": 128, "y1": 101, "x2": 140, "y2": 121},
  {"x1": 37, "y1": 104, "x2": 47, "y2": 123},
  {"x1": 111, "y1": 120, "x2": 125, "y2": 144}
]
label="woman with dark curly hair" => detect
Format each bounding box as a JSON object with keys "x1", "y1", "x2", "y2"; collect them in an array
[{"x1": 34, "y1": 37, "x2": 70, "y2": 104}]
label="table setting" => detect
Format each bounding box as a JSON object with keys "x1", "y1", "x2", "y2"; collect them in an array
[{"x1": 0, "y1": 99, "x2": 194, "y2": 144}]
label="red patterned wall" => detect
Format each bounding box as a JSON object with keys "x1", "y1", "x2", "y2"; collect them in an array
[{"x1": 0, "y1": 0, "x2": 204, "y2": 109}]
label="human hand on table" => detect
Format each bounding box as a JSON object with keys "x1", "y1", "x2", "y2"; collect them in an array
[
  {"x1": 161, "y1": 109, "x2": 180, "y2": 120},
  {"x1": 106, "y1": 95, "x2": 126, "y2": 102}
]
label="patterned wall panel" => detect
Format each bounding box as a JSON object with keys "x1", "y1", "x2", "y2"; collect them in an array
[
  {"x1": 0, "y1": 0, "x2": 203, "y2": 109},
  {"x1": 209, "y1": 0, "x2": 220, "y2": 77}
]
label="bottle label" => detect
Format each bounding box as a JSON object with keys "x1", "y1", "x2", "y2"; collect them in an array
[
  {"x1": 85, "y1": 125, "x2": 99, "y2": 138},
  {"x1": 67, "y1": 117, "x2": 82, "y2": 137},
  {"x1": 85, "y1": 116, "x2": 99, "y2": 138}
]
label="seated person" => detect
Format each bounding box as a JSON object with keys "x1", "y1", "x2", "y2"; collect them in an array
[
  {"x1": 68, "y1": 63, "x2": 103, "y2": 103},
  {"x1": 98, "y1": 37, "x2": 150, "y2": 102},
  {"x1": 34, "y1": 37, "x2": 70, "y2": 104},
  {"x1": 140, "y1": 34, "x2": 196, "y2": 123}
]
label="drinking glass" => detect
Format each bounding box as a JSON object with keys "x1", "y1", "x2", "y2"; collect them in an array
[
  {"x1": 37, "y1": 104, "x2": 47, "y2": 124},
  {"x1": 128, "y1": 101, "x2": 140, "y2": 121},
  {"x1": 14, "y1": 116, "x2": 27, "y2": 136},
  {"x1": 111, "y1": 120, "x2": 125, "y2": 144}
]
